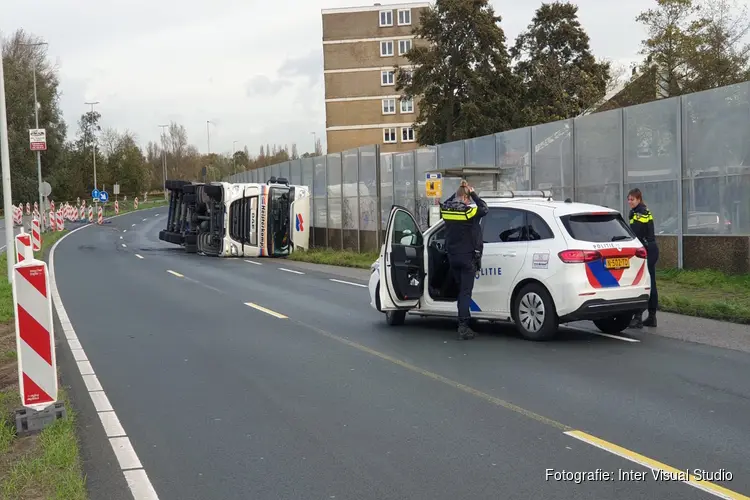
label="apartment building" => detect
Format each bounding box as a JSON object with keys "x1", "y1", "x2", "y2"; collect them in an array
[{"x1": 322, "y1": 2, "x2": 430, "y2": 154}]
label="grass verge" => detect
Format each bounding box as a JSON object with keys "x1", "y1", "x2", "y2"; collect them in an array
[
  {"x1": 0, "y1": 229, "x2": 87, "y2": 499},
  {"x1": 286, "y1": 247, "x2": 379, "y2": 269},
  {"x1": 287, "y1": 248, "x2": 750, "y2": 324}
]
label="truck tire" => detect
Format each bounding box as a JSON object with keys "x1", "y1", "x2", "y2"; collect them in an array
[{"x1": 182, "y1": 184, "x2": 196, "y2": 194}]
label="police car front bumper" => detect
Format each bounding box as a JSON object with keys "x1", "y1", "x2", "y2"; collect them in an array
[{"x1": 558, "y1": 295, "x2": 650, "y2": 323}]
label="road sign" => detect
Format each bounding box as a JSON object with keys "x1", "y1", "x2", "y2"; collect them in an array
[
  {"x1": 29, "y1": 129, "x2": 47, "y2": 151},
  {"x1": 91, "y1": 189, "x2": 100, "y2": 200},
  {"x1": 113, "y1": 183, "x2": 120, "y2": 195},
  {"x1": 425, "y1": 173, "x2": 443, "y2": 198},
  {"x1": 99, "y1": 191, "x2": 109, "y2": 203},
  {"x1": 39, "y1": 181, "x2": 51, "y2": 197}
]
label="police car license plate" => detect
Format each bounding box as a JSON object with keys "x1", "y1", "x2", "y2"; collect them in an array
[{"x1": 605, "y1": 257, "x2": 630, "y2": 269}]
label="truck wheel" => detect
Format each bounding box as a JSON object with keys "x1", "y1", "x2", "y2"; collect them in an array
[
  {"x1": 513, "y1": 283, "x2": 558, "y2": 341},
  {"x1": 385, "y1": 310, "x2": 406, "y2": 326},
  {"x1": 593, "y1": 313, "x2": 634, "y2": 334}
]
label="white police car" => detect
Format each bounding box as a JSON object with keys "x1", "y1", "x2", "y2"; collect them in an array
[{"x1": 368, "y1": 191, "x2": 651, "y2": 341}]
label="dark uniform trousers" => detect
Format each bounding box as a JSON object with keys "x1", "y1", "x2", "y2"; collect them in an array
[{"x1": 449, "y1": 252, "x2": 476, "y2": 323}]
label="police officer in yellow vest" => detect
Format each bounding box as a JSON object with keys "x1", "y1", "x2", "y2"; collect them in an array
[
  {"x1": 440, "y1": 180, "x2": 489, "y2": 340},
  {"x1": 627, "y1": 188, "x2": 659, "y2": 328}
]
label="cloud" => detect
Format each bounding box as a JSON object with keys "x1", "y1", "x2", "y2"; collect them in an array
[
  {"x1": 245, "y1": 75, "x2": 292, "y2": 97},
  {"x1": 2, "y1": 0, "x2": 654, "y2": 159}
]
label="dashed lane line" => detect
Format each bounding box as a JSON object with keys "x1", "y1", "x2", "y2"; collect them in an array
[
  {"x1": 244, "y1": 260, "x2": 262, "y2": 265},
  {"x1": 244, "y1": 302, "x2": 288, "y2": 318},
  {"x1": 329, "y1": 278, "x2": 367, "y2": 288},
  {"x1": 166, "y1": 270, "x2": 184, "y2": 278},
  {"x1": 135, "y1": 254, "x2": 144, "y2": 259},
  {"x1": 278, "y1": 267, "x2": 304, "y2": 275}
]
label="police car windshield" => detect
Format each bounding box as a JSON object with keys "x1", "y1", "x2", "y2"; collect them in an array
[{"x1": 560, "y1": 213, "x2": 634, "y2": 243}]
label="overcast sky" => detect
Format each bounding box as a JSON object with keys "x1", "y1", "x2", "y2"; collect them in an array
[{"x1": 2, "y1": 0, "x2": 651, "y2": 157}]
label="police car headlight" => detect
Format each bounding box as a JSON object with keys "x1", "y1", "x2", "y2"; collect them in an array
[{"x1": 230, "y1": 244, "x2": 238, "y2": 256}]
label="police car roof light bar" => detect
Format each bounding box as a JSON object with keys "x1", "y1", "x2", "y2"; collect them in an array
[{"x1": 478, "y1": 190, "x2": 553, "y2": 199}]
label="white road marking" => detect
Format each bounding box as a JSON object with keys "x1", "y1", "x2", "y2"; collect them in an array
[
  {"x1": 244, "y1": 302, "x2": 288, "y2": 319},
  {"x1": 167, "y1": 270, "x2": 184, "y2": 278},
  {"x1": 244, "y1": 260, "x2": 262, "y2": 265},
  {"x1": 132, "y1": 224, "x2": 136, "y2": 227},
  {"x1": 278, "y1": 267, "x2": 304, "y2": 275},
  {"x1": 99, "y1": 411, "x2": 126, "y2": 437},
  {"x1": 50, "y1": 210, "x2": 160, "y2": 499},
  {"x1": 135, "y1": 254, "x2": 144, "y2": 259},
  {"x1": 90, "y1": 391, "x2": 113, "y2": 412},
  {"x1": 121, "y1": 243, "x2": 127, "y2": 248},
  {"x1": 123, "y1": 229, "x2": 127, "y2": 232},
  {"x1": 329, "y1": 278, "x2": 367, "y2": 288},
  {"x1": 590, "y1": 332, "x2": 640, "y2": 343}
]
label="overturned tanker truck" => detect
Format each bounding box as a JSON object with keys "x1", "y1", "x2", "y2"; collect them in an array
[{"x1": 158, "y1": 176, "x2": 310, "y2": 257}]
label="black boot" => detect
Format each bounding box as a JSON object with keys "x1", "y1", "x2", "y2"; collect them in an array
[
  {"x1": 457, "y1": 320, "x2": 475, "y2": 340},
  {"x1": 629, "y1": 311, "x2": 643, "y2": 329},
  {"x1": 643, "y1": 310, "x2": 657, "y2": 327}
]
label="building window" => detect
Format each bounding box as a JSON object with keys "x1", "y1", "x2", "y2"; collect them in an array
[
  {"x1": 381, "y1": 70, "x2": 395, "y2": 86},
  {"x1": 401, "y1": 69, "x2": 414, "y2": 82},
  {"x1": 380, "y1": 40, "x2": 394, "y2": 57},
  {"x1": 398, "y1": 9, "x2": 411, "y2": 25},
  {"x1": 379, "y1": 10, "x2": 393, "y2": 27},
  {"x1": 382, "y1": 98, "x2": 396, "y2": 114},
  {"x1": 400, "y1": 98, "x2": 413, "y2": 113},
  {"x1": 398, "y1": 39, "x2": 412, "y2": 55},
  {"x1": 384, "y1": 128, "x2": 397, "y2": 143},
  {"x1": 401, "y1": 127, "x2": 415, "y2": 142}
]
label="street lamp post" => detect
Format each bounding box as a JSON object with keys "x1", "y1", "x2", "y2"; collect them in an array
[
  {"x1": 0, "y1": 38, "x2": 16, "y2": 280},
  {"x1": 84, "y1": 101, "x2": 100, "y2": 190},
  {"x1": 158, "y1": 124, "x2": 169, "y2": 199},
  {"x1": 20, "y1": 41, "x2": 48, "y2": 232},
  {"x1": 232, "y1": 140, "x2": 238, "y2": 174},
  {"x1": 206, "y1": 120, "x2": 213, "y2": 155}
]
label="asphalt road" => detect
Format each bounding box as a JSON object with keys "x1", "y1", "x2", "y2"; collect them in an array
[{"x1": 52, "y1": 208, "x2": 750, "y2": 500}]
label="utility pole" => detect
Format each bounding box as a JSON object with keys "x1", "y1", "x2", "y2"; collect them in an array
[
  {"x1": 84, "y1": 101, "x2": 100, "y2": 190},
  {"x1": 311, "y1": 131, "x2": 316, "y2": 155},
  {"x1": 232, "y1": 140, "x2": 238, "y2": 174},
  {"x1": 20, "y1": 41, "x2": 48, "y2": 232},
  {"x1": 206, "y1": 120, "x2": 213, "y2": 154},
  {"x1": 0, "y1": 39, "x2": 16, "y2": 280},
  {"x1": 158, "y1": 124, "x2": 169, "y2": 199}
]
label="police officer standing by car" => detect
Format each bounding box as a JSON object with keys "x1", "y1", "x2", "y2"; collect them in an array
[
  {"x1": 440, "y1": 180, "x2": 489, "y2": 340},
  {"x1": 627, "y1": 188, "x2": 658, "y2": 328}
]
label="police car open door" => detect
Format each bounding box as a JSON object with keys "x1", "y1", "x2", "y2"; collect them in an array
[
  {"x1": 379, "y1": 206, "x2": 424, "y2": 310},
  {"x1": 289, "y1": 187, "x2": 310, "y2": 251}
]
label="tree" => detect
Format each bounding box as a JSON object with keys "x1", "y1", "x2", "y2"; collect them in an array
[
  {"x1": 395, "y1": 0, "x2": 522, "y2": 145},
  {"x1": 511, "y1": 2, "x2": 611, "y2": 125},
  {"x1": 314, "y1": 137, "x2": 323, "y2": 156},
  {"x1": 690, "y1": 0, "x2": 750, "y2": 90},
  {"x1": 1, "y1": 29, "x2": 68, "y2": 204},
  {"x1": 291, "y1": 143, "x2": 299, "y2": 159},
  {"x1": 635, "y1": 0, "x2": 707, "y2": 100}
]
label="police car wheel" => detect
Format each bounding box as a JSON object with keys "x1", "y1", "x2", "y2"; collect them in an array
[
  {"x1": 593, "y1": 313, "x2": 633, "y2": 334},
  {"x1": 513, "y1": 283, "x2": 557, "y2": 341},
  {"x1": 385, "y1": 310, "x2": 406, "y2": 326}
]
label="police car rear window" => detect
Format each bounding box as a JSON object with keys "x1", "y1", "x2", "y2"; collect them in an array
[{"x1": 559, "y1": 213, "x2": 634, "y2": 243}]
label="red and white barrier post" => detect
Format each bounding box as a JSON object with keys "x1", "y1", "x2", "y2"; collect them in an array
[
  {"x1": 12, "y1": 256, "x2": 57, "y2": 410},
  {"x1": 25, "y1": 202, "x2": 30, "y2": 216},
  {"x1": 134, "y1": 197, "x2": 138, "y2": 210},
  {"x1": 56, "y1": 210, "x2": 63, "y2": 231},
  {"x1": 31, "y1": 218, "x2": 41, "y2": 252},
  {"x1": 97, "y1": 206, "x2": 103, "y2": 224},
  {"x1": 114, "y1": 200, "x2": 119, "y2": 215},
  {"x1": 49, "y1": 211, "x2": 56, "y2": 231},
  {"x1": 88, "y1": 206, "x2": 93, "y2": 223},
  {"x1": 15, "y1": 231, "x2": 33, "y2": 263}
]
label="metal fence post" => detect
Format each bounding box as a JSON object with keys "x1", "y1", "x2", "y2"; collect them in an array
[
  {"x1": 571, "y1": 119, "x2": 578, "y2": 201},
  {"x1": 375, "y1": 145, "x2": 382, "y2": 249},
  {"x1": 356, "y1": 148, "x2": 361, "y2": 253},
  {"x1": 677, "y1": 96, "x2": 686, "y2": 269}
]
